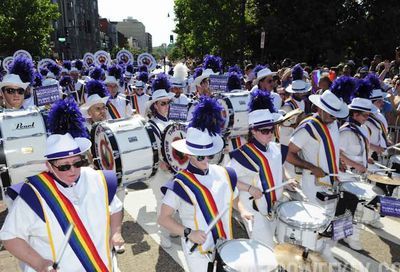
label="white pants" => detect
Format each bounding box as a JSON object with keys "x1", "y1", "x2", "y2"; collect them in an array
[
  {"x1": 181, "y1": 238, "x2": 211, "y2": 272},
  {"x1": 244, "y1": 212, "x2": 276, "y2": 248}
]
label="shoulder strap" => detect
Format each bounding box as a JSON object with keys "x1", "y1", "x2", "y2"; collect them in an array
[
  {"x1": 224, "y1": 167, "x2": 237, "y2": 191},
  {"x1": 100, "y1": 170, "x2": 118, "y2": 205},
  {"x1": 229, "y1": 147, "x2": 258, "y2": 172}
]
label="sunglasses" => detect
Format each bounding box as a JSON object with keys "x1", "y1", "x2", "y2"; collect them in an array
[
  {"x1": 4, "y1": 88, "x2": 25, "y2": 95},
  {"x1": 159, "y1": 101, "x2": 171, "y2": 106},
  {"x1": 256, "y1": 127, "x2": 275, "y2": 135},
  {"x1": 195, "y1": 155, "x2": 215, "y2": 162},
  {"x1": 265, "y1": 79, "x2": 273, "y2": 83},
  {"x1": 50, "y1": 159, "x2": 88, "y2": 171}
]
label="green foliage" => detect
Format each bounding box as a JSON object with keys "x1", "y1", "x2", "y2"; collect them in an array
[
  {"x1": 0, "y1": 0, "x2": 60, "y2": 58},
  {"x1": 173, "y1": 0, "x2": 400, "y2": 66}
]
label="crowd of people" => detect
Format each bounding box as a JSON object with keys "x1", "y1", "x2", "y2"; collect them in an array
[{"x1": 0, "y1": 46, "x2": 399, "y2": 271}]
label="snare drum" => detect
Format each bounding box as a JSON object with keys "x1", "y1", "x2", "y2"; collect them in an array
[
  {"x1": 218, "y1": 91, "x2": 250, "y2": 137},
  {"x1": 276, "y1": 201, "x2": 330, "y2": 251},
  {"x1": 339, "y1": 181, "x2": 383, "y2": 224},
  {"x1": 0, "y1": 108, "x2": 47, "y2": 187},
  {"x1": 93, "y1": 116, "x2": 158, "y2": 185},
  {"x1": 215, "y1": 239, "x2": 277, "y2": 272}
]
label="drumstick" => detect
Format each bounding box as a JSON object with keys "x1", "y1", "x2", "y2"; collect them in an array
[
  {"x1": 373, "y1": 162, "x2": 392, "y2": 170},
  {"x1": 51, "y1": 223, "x2": 74, "y2": 270},
  {"x1": 189, "y1": 206, "x2": 229, "y2": 254},
  {"x1": 386, "y1": 142, "x2": 400, "y2": 150},
  {"x1": 293, "y1": 187, "x2": 308, "y2": 201},
  {"x1": 391, "y1": 146, "x2": 400, "y2": 152},
  {"x1": 369, "y1": 168, "x2": 396, "y2": 173},
  {"x1": 249, "y1": 180, "x2": 294, "y2": 200}
]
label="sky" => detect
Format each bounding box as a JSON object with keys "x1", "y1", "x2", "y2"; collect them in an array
[{"x1": 97, "y1": 0, "x2": 176, "y2": 47}]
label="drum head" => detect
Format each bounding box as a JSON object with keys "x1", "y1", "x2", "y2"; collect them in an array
[
  {"x1": 161, "y1": 123, "x2": 190, "y2": 173},
  {"x1": 340, "y1": 181, "x2": 383, "y2": 201},
  {"x1": 94, "y1": 124, "x2": 118, "y2": 173},
  {"x1": 277, "y1": 201, "x2": 330, "y2": 229},
  {"x1": 218, "y1": 239, "x2": 277, "y2": 271}
]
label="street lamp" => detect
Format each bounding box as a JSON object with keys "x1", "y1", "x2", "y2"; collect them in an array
[{"x1": 162, "y1": 43, "x2": 167, "y2": 73}]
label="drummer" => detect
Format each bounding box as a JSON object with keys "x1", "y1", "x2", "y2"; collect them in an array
[
  {"x1": 192, "y1": 68, "x2": 217, "y2": 98},
  {"x1": 227, "y1": 90, "x2": 290, "y2": 248},
  {"x1": 338, "y1": 97, "x2": 374, "y2": 250},
  {"x1": 129, "y1": 80, "x2": 149, "y2": 118},
  {"x1": 0, "y1": 74, "x2": 30, "y2": 110},
  {"x1": 287, "y1": 90, "x2": 348, "y2": 262},
  {"x1": 170, "y1": 77, "x2": 190, "y2": 105},
  {"x1": 158, "y1": 99, "x2": 246, "y2": 272}
]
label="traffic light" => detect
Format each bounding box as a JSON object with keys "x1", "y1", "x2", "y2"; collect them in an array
[
  {"x1": 64, "y1": 27, "x2": 69, "y2": 37},
  {"x1": 170, "y1": 35, "x2": 174, "y2": 44}
]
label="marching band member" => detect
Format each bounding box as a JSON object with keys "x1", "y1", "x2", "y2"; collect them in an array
[
  {"x1": 170, "y1": 77, "x2": 190, "y2": 105},
  {"x1": 147, "y1": 87, "x2": 175, "y2": 248},
  {"x1": 338, "y1": 97, "x2": 373, "y2": 250},
  {"x1": 0, "y1": 74, "x2": 30, "y2": 110},
  {"x1": 129, "y1": 80, "x2": 150, "y2": 118},
  {"x1": 252, "y1": 67, "x2": 282, "y2": 111},
  {"x1": 227, "y1": 90, "x2": 286, "y2": 248},
  {"x1": 192, "y1": 68, "x2": 217, "y2": 98},
  {"x1": 158, "y1": 97, "x2": 247, "y2": 272},
  {"x1": 105, "y1": 65, "x2": 134, "y2": 119},
  {"x1": 287, "y1": 90, "x2": 349, "y2": 262}
]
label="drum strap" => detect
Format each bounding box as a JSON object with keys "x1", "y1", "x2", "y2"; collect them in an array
[
  {"x1": 368, "y1": 115, "x2": 388, "y2": 146},
  {"x1": 284, "y1": 98, "x2": 299, "y2": 110},
  {"x1": 148, "y1": 120, "x2": 162, "y2": 140},
  {"x1": 25, "y1": 171, "x2": 112, "y2": 272},
  {"x1": 130, "y1": 95, "x2": 140, "y2": 114},
  {"x1": 107, "y1": 101, "x2": 121, "y2": 119}
]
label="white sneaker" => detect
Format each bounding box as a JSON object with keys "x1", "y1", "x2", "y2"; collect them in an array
[
  {"x1": 368, "y1": 220, "x2": 384, "y2": 229},
  {"x1": 160, "y1": 235, "x2": 172, "y2": 249}
]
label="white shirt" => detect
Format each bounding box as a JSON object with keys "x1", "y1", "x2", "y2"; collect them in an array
[
  {"x1": 171, "y1": 94, "x2": 190, "y2": 105},
  {"x1": 108, "y1": 93, "x2": 134, "y2": 118},
  {"x1": 340, "y1": 123, "x2": 369, "y2": 167},
  {"x1": 129, "y1": 93, "x2": 150, "y2": 117},
  {"x1": 0, "y1": 167, "x2": 122, "y2": 272}
]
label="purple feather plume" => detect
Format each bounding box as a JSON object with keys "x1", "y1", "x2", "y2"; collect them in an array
[
  {"x1": 138, "y1": 71, "x2": 149, "y2": 83},
  {"x1": 139, "y1": 65, "x2": 148, "y2": 73},
  {"x1": 90, "y1": 67, "x2": 104, "y2": 80},
  {"x1": 253, "y1": 65, "x2": 265, "y2": 77},
  {"x1": 203, "y1": 54, "x2": 222, "y2": 73},
  {"x1": 47, "y1": 97, "x2": 89, "y2": 138},
  {"x1": 75, "y1": 60, "x2": 83, "y2": 71},
  {"x1": 85, "y1": 80, "x2": 109, "y2": 98},
  {"x1": 47, "y1": 63, "x2": 62, "y2": 78},
  {"x1": 248, "y1": 89, "x2": 276, "y2": 112},
  {"x1": 126, "y1": 64, "x2": 134, "y2": 74},
  {"x1": 59, "y1": 75, "x2": 73, "y2": 87},
  {"x1": 189, "y1": 96, "x2": 224, "y2": 136},
  {"x1": 32, "y1": 72, "x2": 43, "y2": 88},
  {"x1": 228, "y1": 65, "x2": 243, "y2": 76},
  {"x1": 152, "y1": 73, "x2": 171, "y2": 91},
  {"x1": 227, "y1": 73, "x2": 242, "y2": 91},
  {"x1": 193, "y1": 67, "x2": 203, "y2": 79},
  {"x1": 107, "y1": 65, "x2": 122, "y2": 80},
  {"x1": 353, "y1": 78, "x2": 373, "y2": 99},
  {"x1": 365, "y1": 73, "x2": 382, "y2": 90},
  {"x1": 330, "y1": 76, "x2": 356, "y2": 104},
  {"x1": 63, "y1": 60, "x2": 72, "y2": 71},
  {"x1": 291, "y1": 64, "x2": 304, "y2": 81},
  {"x1": 9, "y1": 56, "x2": 35, "y2": 84},
  {"x1": 40, "y1": 68, "x2": 49, "y2": 77}
]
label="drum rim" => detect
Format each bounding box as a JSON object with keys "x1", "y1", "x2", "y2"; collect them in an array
[
  {"x1": 339, "y1": 180, "x2": 384, "y2": 200},
  {"x1": 161, "y1": 122, "x2": 188, "y2": 174},
  {"x1": 276, "y1": 201, "x2": 331, "y2": 229}
]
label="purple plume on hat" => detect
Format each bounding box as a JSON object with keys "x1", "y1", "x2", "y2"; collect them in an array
[
  {"x1": 330, "y1": 76, "x2": 356, "y2": 104},
  {"x1": 100, "y1": 64, "x2": 107, "y2": 71},
  {"x1": 9, "y1": 56, "x2": 35, "y2": 84},
  {"x1": 59, "y1": 75, "x2": 73, "y2": 87},
  {"x1": 126, "y1": 64, "x2": 134, "y2": 74},
  {"x1": 138, "y1": 71, "x2": 149, "y2": 83},
  {"x1": 90, "y1": 67, "x2": 104, "y2": 80},
  {"x1": 353, "y1": 78, "x2": 373, "y2": 99},
  {"x1": 189, "y1": 96, "x2": 224, "y2": 136},
  {"x1": 75, "y1": 60, "x2": 83, "y2": 71},
  {"x1": 365, "y1": 73, "x2": 382, "y2": 90},
  {"x1": 63, "y1": 60, "x2": 71, "y2": 71},
  {"x1": 203, "y1": 54, "x2": 222, "y2": 73},
  {"x1": 108, "y1": 64, "x2": 123, "y2": 86},
  {"x1": 292, "y1": 64, "x2": 304, "y2": 81},
  {"x1": 152, "y1": 73, "x2": 170, "y2": 91},
  {"x1": 228, "y1": 65, "x2": 243, "y2": 76},
  {"x1": 139, "y1": 65, "x2": 148, "y2": 73},
  {"x1": 85, "y1": 79, "x2": 109, "y2": 97},
  {"x1": 47, "y1": 97, "x2": 89, "y2": 138},
  {"x1": 48, "y1": 62, "x2": 62, "y2": 78},
  {"x1": 40, "y1": 68, "x2": 49, "y2": 77},
  {"x1": 253, "y1": 65, "x2": 265, "y2": 77},
  {"x1": 32, "y1": 72, "x2": 43, "y2": 88},
  {"x1": 248, "y1": 89, "x2": 276, "y2": 113},
  {"x1": 193, "y1": 67, "x2": 203, "y2": 79},
  {"x1": 227, "y1": 73, "x2": 242, "y2": 91}
]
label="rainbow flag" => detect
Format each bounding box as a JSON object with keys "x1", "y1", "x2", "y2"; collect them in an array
[
  {"x1": 240, "y1": 143, "x2": 276, "y2": 212},
  {"x1": 175, "y1": 170, "x2": 227, "y2": 243},
  {"x1": 27, "y1": 172, "x2": 111, "y2": 272}
]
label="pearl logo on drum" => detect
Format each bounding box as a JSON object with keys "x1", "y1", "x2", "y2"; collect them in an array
[{"x1": 15, "y1": 122, "x2": 35, "y2": 130}]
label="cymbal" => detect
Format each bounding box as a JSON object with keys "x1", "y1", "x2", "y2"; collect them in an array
[
  {"x1": 274, "y1": 243, "x2": 329, "y2": 272},
  {"x1": 367, "y1": 174, "x2": 400, "y2": 186},
  {"x1": 277, "y1": 108, "x2": 304, "y2": 124}
]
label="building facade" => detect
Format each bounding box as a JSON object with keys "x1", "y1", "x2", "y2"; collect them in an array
[
  {"x1": 51, "y1": 0, "x2": 101, "y2": 59},
  {"x1": 116, "y1": 17, "x2": 152, "y2": 52}
]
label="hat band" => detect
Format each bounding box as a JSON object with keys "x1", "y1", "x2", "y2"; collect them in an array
[
  {"x1": 321, "y1": 98, "x2": 340, "y2": 112},
  {"x1": 186, "y1": 141, "x2": 213, "y2": 150},
  {"x1": 370, "y1": 96, "x2": 384, "y2": 101},
  {"x1": 350, "y1": 105, "x2": 371, "y2": 111},
  {"x1": 292, "y1": 87, "x2": 306, "y2": 91},
  {"x1": 251, "y1": 119, "x2": 274, "y2": 129},
  {"x1": 47, "y1": 147, "x2": 81, "y2": 159}
]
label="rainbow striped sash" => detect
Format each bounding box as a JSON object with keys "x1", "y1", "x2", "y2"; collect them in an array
[
  {"x1": 368, "y1": 114, "x2": 388, "y2": 145},
  {"x1": 240, "y1": 143, "x2": 276, "y2": 212},
  {"x1": 230, "y1": 137, "x2": 243, "y2": 150},
  {"x1": 107, "y1": 101, "x2": 121, "y2": 119},
  {"x1": 175, "y1": 170, "x2": 228, "y2": 243},
  {"x1": 298, "y1": 116, "x2": 338, "y2": 184},
  {"x1": 284, "y1": 98, "x2": 299, "y2": 110},
  {"x1": 130, "y1": 95, "x2": 140, "y2": 114},
  {"x1": 27, "y1": 172, "x2": 110, "y2": 272}
]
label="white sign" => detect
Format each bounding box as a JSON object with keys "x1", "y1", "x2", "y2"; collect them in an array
[{"x1": 260, "y1": 31, "x2": 266, "y2": 49}]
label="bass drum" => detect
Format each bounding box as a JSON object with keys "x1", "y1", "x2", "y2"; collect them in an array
[
  {"x1": 0, "y1": 108, "x2": 47, "y2": 187},
  {"x1": 218, "y1": 91, "x2": 250, "y2": 137},
  {"x1": 161, "y1": 122, "x2": 224, "y2": 174},
  {"x1": 93, "y1": 116, "x2": 158, "y2": 185}
]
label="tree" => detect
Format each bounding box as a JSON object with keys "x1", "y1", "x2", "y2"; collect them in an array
[{"x1": 0, "y1": 0, "x2": 60, "y2": 57}]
